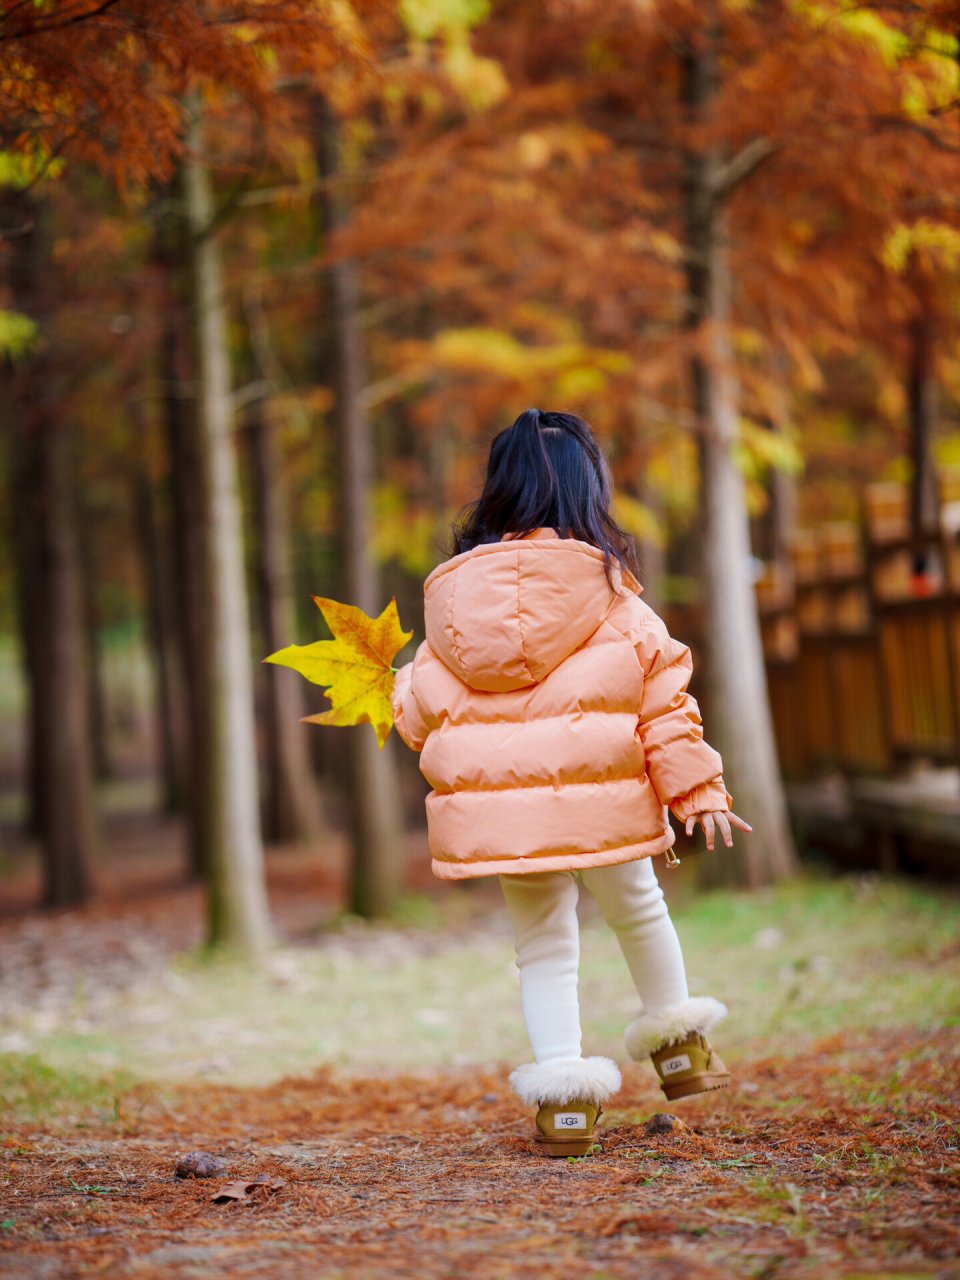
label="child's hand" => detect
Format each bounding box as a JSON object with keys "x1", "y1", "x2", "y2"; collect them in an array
[{"x1": 684, "y1": 809, "x2": 752, "y2": 851}]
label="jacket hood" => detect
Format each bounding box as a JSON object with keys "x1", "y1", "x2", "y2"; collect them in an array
[{"x1": 423, "y1": 529, "x2": 642, "y2": 693}]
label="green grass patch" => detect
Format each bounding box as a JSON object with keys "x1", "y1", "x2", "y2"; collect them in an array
[
  {"x1": 584, "y1": 870, "x2": 960, "y2": 1051},
  {"x1": 2, "y1": 873, "x2": 958, "y2": 1089},
  {"x1": 0, "y1": 1052, "x2": 138, "y2": 1127}
]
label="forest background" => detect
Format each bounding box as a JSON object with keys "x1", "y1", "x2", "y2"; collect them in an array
[
  {"x1": 0, "y1": 0, "x2": 959, "y2": 953},
  {"x1": 2, "y1": 6, "x2": 960, "y2": 1277}
]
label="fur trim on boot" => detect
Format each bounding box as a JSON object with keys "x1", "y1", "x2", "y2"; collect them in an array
[
  {"x1": 509, "y1": 1056, "x2": 622, "y2": 1108},
  {"x1": 624, "y1": 996, "x2": 728, "y2": 1060}
]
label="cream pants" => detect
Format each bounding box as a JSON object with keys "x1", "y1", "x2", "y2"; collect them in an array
[{"x1": 499, "y1": 857, "x2": 688, "y2": 1064}]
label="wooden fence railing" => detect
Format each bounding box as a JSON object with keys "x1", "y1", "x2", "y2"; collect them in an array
[{"x1": 758, "y1": 474, "x2": 960, "y2": 781}]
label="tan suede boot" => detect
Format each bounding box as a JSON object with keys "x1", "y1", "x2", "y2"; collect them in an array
[
  {"x1": 651, "y1": 1032, "x2": 732, "y2": 1101},
  {"x1": 510, "y1": 1056, "x2": 621, "y2": 1159},
  {"x1": 534, "y1": 1100, "x2": 602, "y2": 1158}
]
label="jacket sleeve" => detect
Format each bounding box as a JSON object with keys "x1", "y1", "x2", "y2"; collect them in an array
[
  {"x1": 633, "y1": 604, "x2": 732, "y2": 821},
  {"x1": 391, "y1": 649, "x2": 431, "y2": 753}
]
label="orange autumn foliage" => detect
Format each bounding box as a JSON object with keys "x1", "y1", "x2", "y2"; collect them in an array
[
  {"x1": 333, "y1": 1, "x2": 960, "y2": 520},
  {"x1": 0, "y1": 0, "x2": 383, "y2": 188}
]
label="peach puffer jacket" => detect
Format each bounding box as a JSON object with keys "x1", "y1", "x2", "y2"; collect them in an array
[{"x1": 392, "y1": 529, "x2": 731, "y2": 880}]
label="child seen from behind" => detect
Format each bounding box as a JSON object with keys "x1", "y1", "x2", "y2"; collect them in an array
[{"x1": 392, "y1": 409, "x2": 751, "y2": 1155}]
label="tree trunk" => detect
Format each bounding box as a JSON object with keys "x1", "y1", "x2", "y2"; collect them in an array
[
  {"x1": 80, "y1": 532, "x2": 112, "y2": 781},
  {"x1": 36, "y1": 420, "x2": 99, "y2": 904},
  {"x1": 681, "y1": 31, "x2": 797, "y2": 887},
  {"x1": 249, "y1": 407, "x2": 324, "y2": 843},
  {"x1": 13, "y1": 418, "x2": 99, "y2": 902},
  {"x1": 636, "y1": 472, "x2": 666, "y2": 613},
  {"x1": 5, "y1": 186, "x2": 46, "y2": 842},
  {"x1": 131, "y1": 448, "x2": 188, "y2": 815},
  {"x1": 906, "y1": 268, "x2": 937, "y2": 565},
  {"x1": 5, "y1": 192, "x2": 98, "y2": 905},
  {"x1": 184, "y1": 106, "x2": 272, "y2": 957},
  {"x1": 152, "y1": 179, "x2": 213, "y2": 872},
  {"x1": 313, "y1": 92, "x2": 403, "y2": 918},
  {"x1": 768, "y1": 433, "x2": 797, "y2": 579},
  {"x1": 9, "y1": 376, "x2": 43, "y2": 841}
]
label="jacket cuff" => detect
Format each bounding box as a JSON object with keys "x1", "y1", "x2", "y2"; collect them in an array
[
  {"x1": 670, "y1": 780, "x2": 732, "y2": 823},
  {"x1": 391, "y1": 661, "x2": 422, "y2": 751},
  {"x1": 392, "y1": 660, "x2": 413, "y2": 713}
]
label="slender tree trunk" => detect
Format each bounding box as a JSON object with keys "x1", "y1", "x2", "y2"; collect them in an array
[
  {"x1": 5, "y1": 186, "x2": 46, "y2": 842},
  {"x1": 681, "y1": 30, "x2": 796, "y2": 887},
  {"x1": 5, "y1": 192, "x2": 97, "y2": 904},
  {"x1": 184, "y1": 107, "x2": 272, "y2": 957},
  {"x1": 636, "y1": 473, "x2": 666, "y2": 613},
  {"x1": 249, "y1": 407, "x2": 324, "y2": 842},
  {"x1": 35, "y1": 419, "x2": 99, "y2": 904},
  {"x1": 12, "y1": 409, "x2": 98, "y2": 904},
  {"x1": 9, "y1": 386, "x2": 43, "y2": 841},
  {"x1": 132, "y1": 450, "x2": 188, "y2": 815},
  {"x1": 153, "y1": 181, "x2": 213, "y2": 871},
  {"x1": 768, "y1": 434, "x2": 797, "y2": 579},
  {"x1": 906, "y1": 268, "x2": 937, "y2": 564},
  {"x1": 313, "y1": 92, "x2": 403, "y2": 918},
  {"x1": 80, "y1": 533, "x2": 112, "y2": 781}
]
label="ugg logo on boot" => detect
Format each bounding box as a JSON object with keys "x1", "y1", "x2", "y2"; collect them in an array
[
  {"x1": 661, "y1": 1054, "x2": 692, "y2": 1075},
  {"x1": 554, "y1": 1112, "x2": 588, "y2": 1129}
]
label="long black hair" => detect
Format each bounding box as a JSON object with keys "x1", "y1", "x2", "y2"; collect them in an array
[{"x1": 452, "y1": 409, "x2": 641, "y2": 584}]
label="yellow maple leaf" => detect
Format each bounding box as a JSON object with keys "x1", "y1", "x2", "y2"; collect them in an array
[{"x1": 264, "y1": 597, "x2": 413, "y2": 749}]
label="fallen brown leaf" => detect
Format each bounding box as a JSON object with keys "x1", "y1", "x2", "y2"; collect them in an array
[{"x1": 211, "y1": 1176, "x2": 285, "y2": 1204}]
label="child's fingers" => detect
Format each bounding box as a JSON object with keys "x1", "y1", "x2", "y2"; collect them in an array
[
  {"x1": 685, "y1": 815, "x2": 695, "y2": 837},
  {"x1": 728, "y1": 812, "x2": 753, "y2": 833},
  {"x1": 703, "y1": 813, "x2": 715, "y2": 850},
  {"x1": 715, "y1": 812, "x2": 734, "y2": 847}
]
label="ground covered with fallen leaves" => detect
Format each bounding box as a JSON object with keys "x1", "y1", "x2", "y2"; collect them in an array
[
  {"x1": 2, "y1": 814, "x2": 959, "y2": 1278},
  {"x1": 3, "y1": 1026, "x2": 959, "y2": 1279}
]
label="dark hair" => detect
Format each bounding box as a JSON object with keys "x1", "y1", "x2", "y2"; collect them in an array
[{"x1": 452, "y1": 408, "x2": 641, "y2": 584}]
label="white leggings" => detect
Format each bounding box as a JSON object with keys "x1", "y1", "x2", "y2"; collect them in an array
[{"x1": 499, "y1": 857, "x2": 688, "y2": 1064}]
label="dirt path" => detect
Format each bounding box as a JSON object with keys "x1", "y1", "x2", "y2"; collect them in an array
[{"x1": 3, "y1": 1027, "x2": 958, "y2": 1279}]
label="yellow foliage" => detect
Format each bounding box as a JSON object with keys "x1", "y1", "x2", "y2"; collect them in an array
[
  {"x1": 836, "y1": 10, "x2": 908, "y2": 67},
  {"x1": 612, "y1": 494, "x2": 665, "y2": 548},
  {"x1": 734, "y1": 327, "x2": 765, "y2": 358},
  {"x1": 882, "y1": 220, "x2": 960, "y2": 273},
  {"x1": 0, "y1": 146, "x2": 64, "y2": 188},
  {"x1": 399, "y1": 0, "x2": 506, "y2": 110},
  {"x1": 903, "y1": 30, "x2": 959, "y2": 117},
  {"x1": 738, "y1": 419, "x2": 805, "y2": 477},
  {"x1": 0, "y1": 309, "x2": 37, "y2": 358},
  {"x1": 884, "y1": 456, "x2": 911, "y2": 485},
  {"x1": 876, "y1": 370, "x2": 906, "y2": 424},
  {"x1": 934, "y1": 434, "x2": 960, "y2": 469},
  {"x1": 372, "y1": 484, "x2": 445, "y2": 577},
  {"x1": 429, "y1": 328, "x2": 631, "y2": 387},
  {"x1": 554, "y1": 366, "x2": 608, "y2": 400},
  {"x1": 443, "y1": 42, "x2": 509, "y2": 110},
  {"x1": 400, "y1": 0, "x2": 490, "y2": 40},
  {"x1": 793, "y1": 2, "x2": 907, "y2": 66},
  {"x1": 647, "y1": 436, "x2": 699, "y2": 518},
  {"x1": 264, "y1": 597, "x2": 413, "y2": 749}
]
